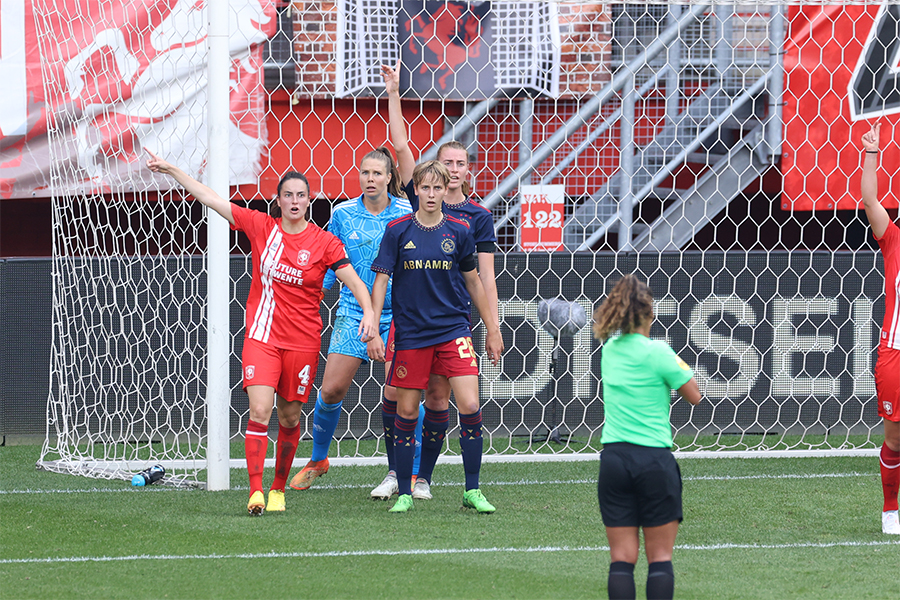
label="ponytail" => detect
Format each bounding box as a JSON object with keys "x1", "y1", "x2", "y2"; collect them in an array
[
  {"x1": 592, "y1": 274, "x2": 654, "y2": 342},
  {"x1": 362, "y1": 147, "x2": 406, "y2": 199}
]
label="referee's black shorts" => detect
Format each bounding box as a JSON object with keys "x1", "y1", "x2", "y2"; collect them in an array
[{"x1": 597, "y1": 442, "x2": 683, "y2": 528}]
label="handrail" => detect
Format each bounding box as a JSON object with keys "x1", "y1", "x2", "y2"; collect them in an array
[
  {"x1": 481, "y1": 2, "x2": 711, "y2": 213},
  {"x1": 491, "y1": 67, "x2": 672, "y2": 233},
  {"x1": 574, "y1": 71, "x2": 772, "y2": 251}
]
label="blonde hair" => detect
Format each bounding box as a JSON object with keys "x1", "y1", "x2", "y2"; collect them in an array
[
  {"x1": 437, "y1": 140, "x2": 472, "y2": 196},
  {"x1": 412, "y1": 160, "x2": 451, "y2": 188},
  {"x1": 592, "y1": 274, "x2": 654, "y2": 342}
]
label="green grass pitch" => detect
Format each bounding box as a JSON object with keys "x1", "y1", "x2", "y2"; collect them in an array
[{"x1": 1, "y1": 445, "x2": 897, "y2": 599}]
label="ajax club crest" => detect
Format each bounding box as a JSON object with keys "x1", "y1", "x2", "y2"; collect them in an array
[{"x1": 441, "y1": 238, "x2": 455, "y2": 254}]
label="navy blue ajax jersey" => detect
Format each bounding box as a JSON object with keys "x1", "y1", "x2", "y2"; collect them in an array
[
  {"x1": 372, "y1": 213, "x2": 477, "y2": 350},
  {"x1": 404, "y1": 180, "x2": 495, "y2": 306}
]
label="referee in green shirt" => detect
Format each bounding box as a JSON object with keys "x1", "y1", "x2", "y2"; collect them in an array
[{"x1": 594, "y1": 275, "x2": 701, "y2": 600}]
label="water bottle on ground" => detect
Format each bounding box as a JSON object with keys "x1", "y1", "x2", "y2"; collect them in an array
[{"x1": 131, "y1": 464, "x2": 165, "y2": 486}]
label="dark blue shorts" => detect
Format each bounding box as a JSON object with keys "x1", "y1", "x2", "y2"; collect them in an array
[{"x1": 597, "y1": 442, "x2": 683, "y2": 528}]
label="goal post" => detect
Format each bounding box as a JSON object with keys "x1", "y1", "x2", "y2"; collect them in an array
[{"x1": 29, "y1": 2, "x2": 895, "y2": 488}]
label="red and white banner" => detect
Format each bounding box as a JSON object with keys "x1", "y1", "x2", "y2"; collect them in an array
[
  {"x1": 519, "y1": 185, "x2": 565, "y2": 252},
  {"x1": 782, "y1": 4, "x2": 900, "y2": 210},
  {"x1": 0, "y1": 0, "x2": 276, "y2": 199}
]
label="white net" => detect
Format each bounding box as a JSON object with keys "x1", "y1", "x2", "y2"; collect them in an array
[{"x1": 37, "y1": 1, "x2": 895, "y2": 486}]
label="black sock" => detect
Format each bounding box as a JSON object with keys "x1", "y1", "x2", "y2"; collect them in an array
[
  {"x1": 416, "y1": 408, "x2": 448, "y2": 484},
  {"x1": 458, "y1": 410, "x2": 483, "y2": 490},
  {"x1": 381, "y1": 398, "x2": 397, "y2": 472},
  {"x1": 646, "y1": 561, "x2": 674, "y2": 600},
  {"x1": 607, "y1": 561, "x2": 636, "y2": 600}
]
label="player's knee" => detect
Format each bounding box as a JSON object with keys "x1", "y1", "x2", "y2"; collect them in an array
[
  {"x1": 455, "y1": 398, "x2": 481, "y2": 415},
  {"x1": 279, "y1": 415, "x2": 301, "y2": 429},
  {"x1": 319, "y1": 384, "x2": 347, "y2": 405},
  {"x1": 423, "y1": 397, "x2": 450, "y2": 412},
  {"x1": 248, "y1": 405, "x2": 273, "y2": 424},
  {"x1": 885, "y1": 420, "x2": 900, "y2": 450}
]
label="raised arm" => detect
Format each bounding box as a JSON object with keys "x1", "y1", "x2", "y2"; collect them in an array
[
  {"x1": 381, "y1": 61, "x2": 415, "y2": 185},
  {"x1": 462, "y1": 267, "x2": 503, "y2": 365},
  {"x1": 145, "y1": 149, "x2": 234, "y2": 225},
  {"x1": 861, "y1": 122, "x2": 891, "y2": 240}
]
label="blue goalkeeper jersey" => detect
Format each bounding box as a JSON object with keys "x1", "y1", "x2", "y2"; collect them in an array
[
  {"x1": 403, "y1": 180, "x2": 495, "y2": 306},
  {"x1": 372, "y1": 213, "x2": 477, "y2": 350},
  {"x1": 323, "y1": 193, "x2": 412, "y2": 323}
]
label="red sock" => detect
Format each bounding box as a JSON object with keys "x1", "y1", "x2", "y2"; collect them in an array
[
  {"x1": 245, "y1": 420, "x2": 269, "y2": 493},
  {"x1": 880, "y1": 442, "x2": 900, "y2": 512},
  {"x1": 271, "y1": 422, "x2": 301, "y2": 492}
]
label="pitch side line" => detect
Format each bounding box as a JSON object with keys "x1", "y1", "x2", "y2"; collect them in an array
[
  {"x1": 0, "y1": 471, "x2": 875, "y2": 495},
  {"x1": 2, "y1": 539, "x2": 899, "y2": 565}
]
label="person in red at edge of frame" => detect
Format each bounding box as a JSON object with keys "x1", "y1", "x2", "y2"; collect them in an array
[
  {"x1": 145, "y1": 150, "x2": 377, "y2": 516},
  {"x1": 860, "y1": 122, "x2": 900, "y2": 535}
]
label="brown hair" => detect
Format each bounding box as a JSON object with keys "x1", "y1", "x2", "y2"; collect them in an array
[
  {"x1": 437, "y1": 140, "x2": 472, "y2": 196},
  {"x1": 592, "y1": 274, "x2": 654, "y2": 342},
  {"x1": 412, "y1": 160, "x2": 451, "y2": 188},
  {"x1": 361, "y1": 147, "x2": 406, "y2": 198}
]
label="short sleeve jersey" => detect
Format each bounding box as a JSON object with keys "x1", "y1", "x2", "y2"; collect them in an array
[
  {"x1": 231, "y1": 205, "x2": 348, "y2": 351},
  {"x1": 371, "y1": 213, "x2": 476, "y2": 350},
  {"x1": 404, "y1": 180, "x2": 495, "y2": 305},
  {"x1": 323, "y1": 194, "x2": 412, "y2": 324},
  {"x1": 600, "y1": 333, "x2": 694, "y2": 448},
  {"x1": 875, "y1": 220, "x2": 900, "y2": 350}
]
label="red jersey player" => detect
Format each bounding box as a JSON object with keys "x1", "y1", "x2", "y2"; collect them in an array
[
  {"x1": 145, "y1": 150, "x2": 377, "y2": 516},
  {"x1": 860, "y1": 122, "x2": 900, "y2": 535}
]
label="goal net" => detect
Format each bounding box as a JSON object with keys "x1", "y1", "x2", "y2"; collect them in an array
[{"x1": 34, "y1": 2, "x2": 894, "y2": 486}]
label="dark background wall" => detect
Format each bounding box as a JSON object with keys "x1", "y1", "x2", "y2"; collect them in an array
[{"x1": 1, "y1": 251, "x2": 886, "y2": 445}]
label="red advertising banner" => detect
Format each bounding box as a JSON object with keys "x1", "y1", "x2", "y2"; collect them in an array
[
  {"x1": 0, "y1": 0, "x2": 276, "y2": 199},
  {"x1": 519, "y1": 185, "x2": 565, "y2": 252},
  {"x1": 782, "y1": 4, "x2": 900, "y2": 210}
]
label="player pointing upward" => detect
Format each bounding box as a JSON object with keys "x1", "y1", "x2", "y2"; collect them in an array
[
  {"x1": 860, "y1": 121, "x2": 900, "y2": 535},
  {"x1": 372, "y1": 60, "x2": 503, "y2": 501}
]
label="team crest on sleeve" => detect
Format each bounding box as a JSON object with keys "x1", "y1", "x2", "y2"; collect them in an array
[
  {"x1": 441, "y1": 238, "x2": 455, "y2": 254},
  {"x1": 245, "y1": 366, "x2": 255, "y2": 379},
  {"x1": 675, "y1": 356, "x2": 691, "y2": 371},
  {"x1": 298, "y1": 249, "x2": 311, "y2": 266}
]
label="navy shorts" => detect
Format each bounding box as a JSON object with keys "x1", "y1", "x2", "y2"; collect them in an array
[{"x1": 597, "y1": 442, "x2": 683, "y2": 528}]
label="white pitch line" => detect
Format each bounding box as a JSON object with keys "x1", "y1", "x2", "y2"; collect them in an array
[
  {"x1": 0, "y1": 471, "x2": 875, "y2": 495},
  {"x1": 2, "y1": 539, "x2": 898, "y2": 566}
]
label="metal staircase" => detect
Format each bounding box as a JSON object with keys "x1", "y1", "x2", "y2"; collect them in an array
[
  {"x1": 416, "y1": 4, "x2": 784, "y2": 252},
  {"x1": 566, "y1": 73, "x2": 775, "y2": 251}
]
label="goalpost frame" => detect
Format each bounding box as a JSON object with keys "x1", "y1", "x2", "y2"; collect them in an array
[{"x1": 205, "y1": 0, "x2": 231, "y2": 491}]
